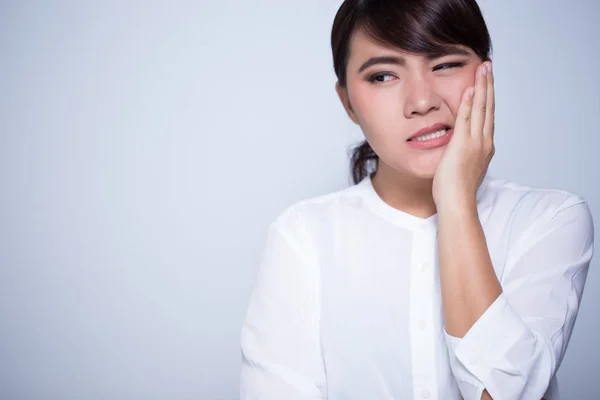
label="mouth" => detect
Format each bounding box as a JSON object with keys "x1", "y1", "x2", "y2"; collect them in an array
[
  {"x1": 406, "y1": 124, "x2": 454, "y2": 150},
  {"x1": 406, "y1": 123, "x2": 452, "y2": 142},
  {"x1": 407, "y1": 127, "x2": 451, "y2": 142}
]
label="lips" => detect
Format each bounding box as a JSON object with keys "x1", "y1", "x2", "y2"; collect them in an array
[
  {"x1": 407, "y1": 122, "x2": 452, "y2": 141},
  {"x1": 406, "y1": 127, "x2": 454, "y2": 150}
]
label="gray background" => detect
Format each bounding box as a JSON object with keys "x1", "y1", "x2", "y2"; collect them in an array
[{"x1": 0, "y1": 0, "x2": 598, "y2": 399}]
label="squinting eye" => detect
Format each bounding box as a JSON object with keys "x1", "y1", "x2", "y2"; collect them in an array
[
  {"x1": 368, "y1": 73, "x2": 397, "y2": 83},
  {"x1": 433, "y1": 62, "x2": 466, "y2": 71}
]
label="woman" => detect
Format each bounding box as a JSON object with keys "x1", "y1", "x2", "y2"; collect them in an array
[{"x1": 240, "y1": 0, "x2": 594, "y2": 399}]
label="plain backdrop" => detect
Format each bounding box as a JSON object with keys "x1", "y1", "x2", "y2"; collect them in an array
[{"x1": 0, "y1": 0, "x2": 598, "y2": 399}]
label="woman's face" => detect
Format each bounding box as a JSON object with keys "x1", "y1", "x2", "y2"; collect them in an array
[{"x1": 336, "y1": 29, "x2": 485, "y2": 180}]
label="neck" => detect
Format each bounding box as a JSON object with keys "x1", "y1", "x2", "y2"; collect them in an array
[{"x1": 370, "y1": 163, "x2": 437, "y2": 219}]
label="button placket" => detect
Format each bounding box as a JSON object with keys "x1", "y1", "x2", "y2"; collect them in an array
[{"x1": 410, "y1": 229, "x2": 438, "y2": 400}]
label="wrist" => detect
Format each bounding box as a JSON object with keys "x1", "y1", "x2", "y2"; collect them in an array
[
  {"x1": 436, "y1": 196, "x2": 478, "y2": 217},
  {"x1": 437, "y1": 199, "x2": 479, "y2": 220}
]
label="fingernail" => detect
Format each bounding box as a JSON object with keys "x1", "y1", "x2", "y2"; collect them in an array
[
  {"x1": 468, "y1": 87, "x2": 475, "y2": 98},
  {"x1": 487, "y1": 62, "x2": 493, "y2": 75},
  {"x1": 481, "y1": 65, "x2": 488, "y2": 77}
]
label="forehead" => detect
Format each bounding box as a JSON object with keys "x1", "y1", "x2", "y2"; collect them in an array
[{"x1": 347, "y1": 29, "x2": 476, "y2": 64}]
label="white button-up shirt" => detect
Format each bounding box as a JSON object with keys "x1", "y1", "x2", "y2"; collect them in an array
[{"x1": 240, "y1": 175, "x2": 594, "y2": 400}]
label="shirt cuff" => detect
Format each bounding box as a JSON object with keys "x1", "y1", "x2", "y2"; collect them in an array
[{"x1": 444, "y1": 293, "x2": 535, "y2": 391}]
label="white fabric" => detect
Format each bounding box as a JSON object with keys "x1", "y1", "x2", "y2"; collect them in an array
[{"x1": 240, "y1": 175, "x2": 594, "y2": 400}]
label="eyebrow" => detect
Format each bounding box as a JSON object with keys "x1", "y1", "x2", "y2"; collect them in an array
[{"x1": 357, "y1": 46, "x2": 472, "y2": 73}]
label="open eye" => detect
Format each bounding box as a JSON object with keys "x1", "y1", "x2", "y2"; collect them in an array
[
  {"x1": 432, "y1": 62, "x2": 466, "y2": 72},
  {"x1": 368, "y1": 73, "x2": 398, "y2": 84}
]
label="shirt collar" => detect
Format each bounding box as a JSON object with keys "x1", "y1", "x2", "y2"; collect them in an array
[{"x1": 357, "y1": 173, "x2": 491, "y2": 232}]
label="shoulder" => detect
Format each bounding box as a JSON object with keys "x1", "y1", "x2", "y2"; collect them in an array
[
  {"x1": 485, "y1": 176, "x2": 589, "y2": 216},
  {"x1": 482, "y1": 176, "x2": 594, "y2": 244},
  {"x1": 268, "y1": 181, "x2": 368, "y2": 239}
]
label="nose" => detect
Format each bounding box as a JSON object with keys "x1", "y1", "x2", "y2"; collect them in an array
[{"x1": 403, "y1": 76, "x2": 441, "y2": 117}]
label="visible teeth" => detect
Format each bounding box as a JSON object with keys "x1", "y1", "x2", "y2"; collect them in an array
[{"x1": 412, "y1": 129, "x2": 448, "y2": 141}]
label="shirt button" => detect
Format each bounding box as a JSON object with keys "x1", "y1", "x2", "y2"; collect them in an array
[
  {"x1": 418, "y1": 320, "x2": 427, "y2": 330},
  {"x1": 422, "y1": 389, "x2": 431, "y2": 399},
  {"x1": 417, "y1": 262, "x2": 427, "y2": 271}
]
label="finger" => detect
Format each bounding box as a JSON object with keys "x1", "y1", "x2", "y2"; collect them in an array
[
  {"x1": 455, "y1": 85, "x2": 475, "y2": 138},
  {"x1": 470, "y1": 62, "x2": 488, "y2": 138},
  {"x1": 483, "y1": 62, "x2": 495, "y2": 139}
]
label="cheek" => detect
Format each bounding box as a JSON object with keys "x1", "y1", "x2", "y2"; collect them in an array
[
  {"x1": 348, "y1": 83, "x2": 398, "y2": 126},
  {"x1": 438, "y1": 71, "x2": 477, "y2": 115},
  {"x1": 349, "y1": 85, "x2": 377, "y2": 117}
]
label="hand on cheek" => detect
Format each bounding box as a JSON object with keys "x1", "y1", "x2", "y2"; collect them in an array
[{"x1": 432, "y1": 61, "x2": 495, "y2": 211}]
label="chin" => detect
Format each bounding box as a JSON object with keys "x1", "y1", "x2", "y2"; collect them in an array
[
  {"x1": 380, "y1": 152, "x2": 441, "y2": 180},
  {"x1": 410, "y1": 168, "x2": 436, "y2": 180},
  {"x1": 388, "y1": 163, "x2": 437, "y2": 180},
  {"x1": 404, "y1": 158, "x2": 440, "y2": 180}
]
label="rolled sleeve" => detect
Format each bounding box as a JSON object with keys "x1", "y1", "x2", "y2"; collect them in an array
[
  {"x1": 445, "y1": 200, "x2": 594, "y2": 400},
  {"x1": 445, "y1": 294, "x2": 553, "y2": 399}
]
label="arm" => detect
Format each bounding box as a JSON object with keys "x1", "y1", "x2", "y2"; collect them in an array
[
  {"x1": 240, "y1": 213, "x2": 326, "y2": 400},
  {"x1": 437, "y1": 203, "x2": 500, "y2": 400},
  {"x1": 432, "y1": 61, "x2": 593, "y2": 399},
  {"x1": 438, "y1": 203, "x2": 501, "y2": 339},
  {"x1": 438, "y1": 199, "x2": 593, "y2": 399}
]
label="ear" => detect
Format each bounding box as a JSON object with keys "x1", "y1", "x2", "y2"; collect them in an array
[{"x1": 335, "y1": 82, "x2": 359, "y2": 125}]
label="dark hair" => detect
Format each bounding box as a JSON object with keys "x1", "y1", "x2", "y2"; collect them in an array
[{"x1": 331, "y1": 0, "x2": 492, "y2": 184}]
